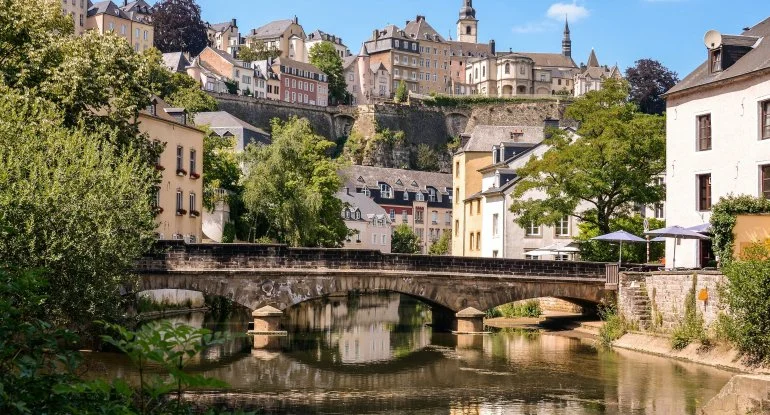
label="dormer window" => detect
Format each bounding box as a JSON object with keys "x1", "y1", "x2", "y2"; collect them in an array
[
  {"x1": 344, "y1": 209, "x2": 351, "y2": 219},
  {"x1": 146, "y1": 102, "x2": 156, "y2": 116},
  {"x1": 427, "y1": 187, "x2": 437, "y2": 202},
  {"x1": 379, "y1": 183, "x2": 393, "y2": 199},
  {"x1": 710, "y1": 49, "x2": 722, "y2": 73}
]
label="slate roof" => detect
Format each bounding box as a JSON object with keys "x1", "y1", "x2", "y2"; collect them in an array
[
  {"x1": 460, "y1": 125, "x2": 545, "y2": 153},
  {"x1": 88, "y1": 1, "x2": 128, "y2": 19},
  {"x1": 341, "y1": 165, "x2": 452, "y2": 193},
  {"x1": 404, "y1": 16, "x2": 445, "y2": 43},
  {"x1": 336, "y1": 190, "x2": 389, "y2": 221},
  {"x1": 193, "y1": 111, "x2": 269, "y2": 136},
  {"x1": 274, "y1": 57, "x2": 325, "y2": 77},
  {"x1": 666, "y1": 16, "x2": 770, "y2": 96},
  {"x1": 517, "y1": 52, "x2": 577, "y2": 69},
  {"x1": 342, "y1": 55, "x2": 357, "y2": 70},
  {"x1": 586, "y1": 49, "x2": 600, "y2": 67},
  {"x1": 248, "y1": 19, "x2": 294, "y2": 40},
  {"x1": 121, "y1": 0, "x2": 151, "y2": 14},
  {"x1": 142, "y1": 95, "x2": 195, "y2": 129},
  {"x1": 306, "y1": 29, "x2": 346, "y2": 47},
  {"x1": 448, "y1": 40, "x2": 493, "y2": 58},
  {"x1": 161, "y1": 52, "x2": 189, "y2": 73}
]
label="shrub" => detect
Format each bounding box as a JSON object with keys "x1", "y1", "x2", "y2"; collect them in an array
[
  {"x1": 598, "y1": 302, "x2": 626, "y2": 346},
  {"x1": 670, "y1": 274, "x2": 706, "y2": 350},
  {"x1": 222, "y1": 221, "x2": 236, "y2": 243},
  {"x1": 490, "y1": 300, "x2": 542, "y2": 318},
  {"x1": 710, "y1": 194, "x2": 770, "y2": 265}
]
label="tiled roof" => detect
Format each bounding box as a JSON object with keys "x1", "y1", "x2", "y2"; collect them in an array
[
  {"x1": 248, "y1": 19, "x2": 294, "y2": 40},
  {"x1": 161, "y1": 52, "x2": 189, "y2": 73},
  {"x1": 517, "y1": 52, "x2": 577, "y2": 69},
  {"x1": 193, "y1": 111, "x2": 268, "y2": 136},
  {"x1": 461, "y1": 125, "x2": 545, "y2": 152},
  {"x1": 274, "y1": 57, "x2": 325, "y2": 77},
  {"x1": 448, "y1": 40, "x2": 492, "y2": 58},
  {"x1": 404, "y1": 16, "x2": 445, "y2": 43},
  {"x1": 666, "y1": 16, "x2": 770, "y2": 96},
  {"x1": 336, "y1": 190, "x2": 388, "y2": 220},
  {"x1": 341, "y1": 165, "x2": 452, "y2": 193},
  {"x1": 342, "y1": 55, "x2": 357, "y2": 70}
]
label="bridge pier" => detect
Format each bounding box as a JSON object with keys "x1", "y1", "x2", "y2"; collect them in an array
[
  {"x1": 249, "y1": 306, "x2": 287, "y2": 350},
  {"x1": 455, "y1": 307, "x2": 488, "y2": 334}
]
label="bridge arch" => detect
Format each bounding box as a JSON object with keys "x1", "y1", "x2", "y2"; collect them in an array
[
  {"x1": 332, "y1": 113, "x2": 356, "y2": 138},
  {"x1": 445, "y1": 111, "x2": 469, "y2": 138}
]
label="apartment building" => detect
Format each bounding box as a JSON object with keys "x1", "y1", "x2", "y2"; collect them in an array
[
  {"x1": 364, "y1": 25, "x2": 422, "y2": 94},
  {"x1": 207, "y1": 19, "x2": 240, "y2": 56},
  {"x1": 86, "y1": 0, "x2": 153, "y2": 52},
  {"x1": 245, "y1": 17, "x2": 307, "y2": 62},
  {"x1": 337, "y1": 188, "x2": 393, "y2": 253},
  {"x1": 343, "y1": 46, "x2": 391, "y2": 105},
  {"x1": 254, "y1": 60, "x2": 282, "y2": 100},
  {"x1": 306, "y1": 30, "x2": 350, "y2": 59},
  {"x1": 343, "y1": 166, "x2": 453, "y2": 254},
  {"x1": 196, "y1": 46, "x2": 254, "y2": 96},
  {"x1": 142, "y1": 97, "x2": 204, "y2": 242},
  {"x1": 452, "y1": 125, "x2": 545, "y2": 256},
  {"x1": 62, "y1": 0, "x2": 88, "y2": 35},
  {"x1": 272, "y1": 57, "x2": 329, "y2": 106},
  {"x1": 664, "y1": 17, "x2": 770, "y2": 267},
  {"x1": 403, "y1": 16, "x2": 453, "y2": 95}
]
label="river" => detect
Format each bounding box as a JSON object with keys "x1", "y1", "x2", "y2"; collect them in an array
[{"x1": 86, "y1": 292, "x2": 734, "y2": 414}]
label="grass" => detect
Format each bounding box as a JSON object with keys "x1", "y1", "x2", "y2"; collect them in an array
[{"x1": 487, "y1": 300, "x2": 542, "y2": 318}]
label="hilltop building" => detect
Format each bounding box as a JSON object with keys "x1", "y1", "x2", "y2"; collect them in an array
[
  {"x1": 573, "y1": 49, "x2": 622, "y2": 97},
  {"x1": 306, "y1": 30, "x2": 351, "y2": 59},
  {"x1": 343, "y1": 45, "x2": 392, "y2": 105},
  {"x1": 245, "y1": 17, "x2": 307, "y2": 62},
  {"x1": 664, "y1": 17, "x2": 770, "y2": 267},
  {"x1": 86, "y1": 0, "x2": 153, "y2": 52},
  {"x1": 207, "y1": 19, "x2": 240, "y2": 56},
  {"x1": 62, "y1": 0, "x2": 89, "y2": 35},
  {"x1": 337, "y1": 188, "x2": 393, "y2": 253}
]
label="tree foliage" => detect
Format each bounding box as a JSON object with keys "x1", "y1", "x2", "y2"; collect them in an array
[
  {"x1": 625, "y1": 59, "x2": 679, "y2": 115},
  {"x1": 509, "y1": 79, "x2": 666, "y2": 234},
  {"x1": 151, "y1": 0, "x2": 208, "y2": 56},
  {"x1": 242, "y1": 117, "x2": 347, "y2": 247},
  {"x1": 415, "y1": 144, "x2": 441, "y2": 172},
  {"x1": 394, "y1": 80, "x2": 408, "y2": 103},
  {"x1": 309, "y1": 41, "x2": 347, "y2": 104},
  {"x1": 392, "y1": 224, "x2": 421, "y2": 254},
  {"x1": 0, "y1": 87, "x2": 157, "y2": 330},
  {"x1": 575, "y1": 214, "x2": 665, "y2": 263},
  {"x1": 710, "y1": 194, "x2": 770, "y2": 265},
  {"x1": 239, "y1": 40, "x2": 282, "y2": 62},
  {"x1": 428, "y1": 231, "x2": 451, "y2": 256}
]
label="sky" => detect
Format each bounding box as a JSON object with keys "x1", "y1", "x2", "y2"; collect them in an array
[{"x1": 161, "y1": 0, "x2": 769, "y2": 78}]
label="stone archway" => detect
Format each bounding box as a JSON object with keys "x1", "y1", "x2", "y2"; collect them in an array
[{"x1": 333, "y1": 114, "x2": 355, "y2": 138}]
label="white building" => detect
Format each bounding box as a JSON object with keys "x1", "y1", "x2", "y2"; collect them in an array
[
  {"x1": 343, "y1": 44, "x2": 392, "y2": 105},
  {"x1": 337, "y1": 188, "x2": 393, "y2": 253},
  {"x1": 664, "y1": 17, "x2": 770, "y2": 268},
  {"x1": 574, "y1": 49, "x2": 622, "y2": 98},
  {"x1": 306, "y1": 30, "x2": 350, "y2": 59}
]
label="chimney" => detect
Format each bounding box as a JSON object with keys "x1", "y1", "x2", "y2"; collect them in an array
[
  {"x1": 251, "y1": 28, "x2": 256, "y2": 35},
  {"x1": 293, "y1": 15, "x2": 298, "y2": 24},
  {"x1": 406, "y1": 20, "x2": 411, "y2": 25},
  {"x1": 123, "y1": 0, "x2": 127, "y2": 6},
  {"x1": 373, "y1": 29, "x2": 379, "y2": 40},
  {"x1": 345, "y1": 187, "x2": 350, "y2": 195},
  {"x1": 416, "y1": 15, "x2": 425, "y2": 22},
  {"x1": 231, "y1": 18, "x2": 237, "y2": 28},
  {"x1": 489, "y1": 39, "x2": 496, "y2": 56}
]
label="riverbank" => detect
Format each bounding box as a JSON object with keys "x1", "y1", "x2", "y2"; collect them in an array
[
  {"x1": 136, "y1": 307, "x2": 210, "y2": 321},
  {"x1": 485, "y1": 312, "x2": 602, "y2": 340}
]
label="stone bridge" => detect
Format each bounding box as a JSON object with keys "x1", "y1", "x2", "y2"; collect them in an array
[{"x1": 136, "y1": 242, "x2": 618, "y2": 332}]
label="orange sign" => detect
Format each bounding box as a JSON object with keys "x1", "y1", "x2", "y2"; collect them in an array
[{"x1": 698, "y1": 288, "x2": 709, "y2": 302}]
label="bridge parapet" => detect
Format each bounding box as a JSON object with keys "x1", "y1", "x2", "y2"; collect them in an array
[{"x1": 137, "y1": 241, "x2": 609, "y2": 280}]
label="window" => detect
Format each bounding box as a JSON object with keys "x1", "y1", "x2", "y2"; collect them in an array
[
  {"x1": 415, "y1": 209, "x2": 424, "y2": 223},
  {"x1": 697, "y1": 174, "x2": 712, "y2": 211},
  {"x1": 761, "y1": 165, "x2": 770, "y2": 199},
  {"x1": 389, "y1": 209, "x2": 395, "y2": 221},
  {"x1": 355, "y1": 210, "x2": 361, "y2": 220},
  {"x1": 152, "y1": 188, "x2": 160, "y2": 208},
  {"x1": 135, "y1": 28, "x2": 140, "y2": 39},
  {"x1": 379, "y1": 183, "x2": 393, "y2": 198},
  {"x1": 176, "y1": 190, "x2": 183, "y2": 211},
  {"x1": 403, "y1": 210, "x2": 408, "y2": 223},
  {"x1": 344, "y1": 209, "x2": 351, "y2": 219},
  {"x1": 121, "y1": 24, "x2": 126, "y2": 35},
  {"x1": 403, "y1": 191, "x2": 409, "y2": 201},
  {"x1": 555, "y1": 254, "x2": 569, "y2": 261},
  {"x1": 526, "y1": 222, "x2": 541, "y2": 237},
  {"x1": 189, "y1": 149, "x2": 196, "y2": 175},
  {"x1": 697, "y1": 114, "x2": 712, "y2": 151},
  {"x1": 176, "y1": 146, "x2": 183, "y2": 170},
  {"x1": 654, "y1": 203, "x2": 664, "y2": 219},
  {"x1": 416, "y1": 192, "x2": 425, "y2": 202},
  {"x1": 525, "y1": 250, "x2": 538, "y2": 260},
  {"x1": 382, "y1": 234, "x2": 387, "y2": 245},
  {"x1": 476, "y1": 232, "x2": 480, "y2": 251},
  {"x1": 492, "y1": 213, "x2": 499, "y2": 237},
  {"x1": 428, "y1": 188, "x2": 437, "y2": 202},
  {"x1": 431, "y1": 211, "x2": 438, "y2": 224},
  {"x1": 761, "y1": 100, "x2": 770, "y2": 140},
  {"x1": 555, "y1": 215, "x2": 570, "y2": 237},
  {"x1": 710, "y1": 49, "x2": 722, "y2": 73},
  {"x1": 189, "y1": 192, "x2": 196, "y2": 213},
  {"x1": 469, "y1": 233, "x2": 475, "y2": 250},
  {"x1": 520, "y1": 65, "x2": 525, "y2": 75},
  {"x1": 504, "y1": 63, "x2": 510, "y2": 74},
  {"x1": 455, "y1": 220, "x2": 459, "y2": 236},
  {"x1": 476, "y1": 200, "x2": 480, "y2": 214},
  {"x1": 372, "y1": 234, "x2": 377, "y2": 244},
  {"x1": 395, "y1": 40, "x2": 399, "y2": 48}
]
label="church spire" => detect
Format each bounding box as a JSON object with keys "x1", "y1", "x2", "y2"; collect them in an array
[{"x1": 562, "y1": 16, "x2": 572, "y2": 58}]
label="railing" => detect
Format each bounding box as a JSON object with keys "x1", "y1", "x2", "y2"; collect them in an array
[{"x1": 605, "y1": 263, "x2": 619, "y2": 285}]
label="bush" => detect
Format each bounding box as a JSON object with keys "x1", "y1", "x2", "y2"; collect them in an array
[
  {"x1": 670, "y1": 274, "x2": 706, "y2": 350},
  {"x1": 222, "y1": 221, "x2": 236, "y2": 243},
  {"x1": 598, "y1": 302, "x2": 626, "y2": 346},
  {"x1": 490, "y1": 300, "x2": 542, "y2": 318}
]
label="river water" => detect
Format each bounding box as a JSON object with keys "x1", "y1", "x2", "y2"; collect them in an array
[{"x1": 87, "y1": 293, "x2": 734, "y2": 414}]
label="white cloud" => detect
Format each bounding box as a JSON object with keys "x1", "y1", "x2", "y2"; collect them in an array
[
  {"x1": 546, "y1": 2, "x2": 590, "y2": 22},
  {"x1": 512, "y1": 21, "x2": 554, "y2": 34}
]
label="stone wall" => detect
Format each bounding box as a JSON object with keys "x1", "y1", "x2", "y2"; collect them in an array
[
  {"x1": 138, "y1": 289, "x2": 205, "y2": 308},
  {"x1": 619, "y1": 271, "x2": 725, "y2": 332}
]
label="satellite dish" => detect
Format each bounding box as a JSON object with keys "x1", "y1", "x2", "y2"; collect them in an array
[{"x1": 704, "y1": 30, "x2": 722, "y2": 49}]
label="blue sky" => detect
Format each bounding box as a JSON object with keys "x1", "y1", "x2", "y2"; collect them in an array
[{"x1": 173, "y1": 0, "x2": 768, "y2": 78}]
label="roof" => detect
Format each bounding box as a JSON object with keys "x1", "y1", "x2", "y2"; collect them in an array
[
  {"x1": 404, "y1": 16, "x2": 445, "y2": 43},
  {"x1": 586, "y1": 49, "x2": 600, "y2": 67},
  {"x1": 336, "y1": 190, "x2": 388, "y2": 220},
  {"x1": 121, "y1": 0, "x2": 151, "y2": 14},
  {"x1": 193, "y1": 111, "x2": 269, "y2": 136},
  {"x1": 141, "y1": 95, "x2": 197, "y2": 130},
  {"x1": 162, "y1": 52, "x2": 189, "y2": 73},
  {"x1": 666, "y1": 16, "x2": 770, "y2": 96},
  {"x1": 342, "y1": 55, "x2": 357, "y2": 70},
  {"x1": 461, "y1": 125, "x2": 545, "y2": 152},
  {"x1": 88, "y1": 1, "x2": 127, "y2": 19},
  {"x1": 306, "y1": 29, "x2": 346, "y2": 47},
  {"x1": 248, "y1": 19, "x2": 294, "y2": 40},
  {"x1": 448, "y1": 40, "x2": 492, "y2": 58},
  {"x1": 341, "y1": 165, "x2": 452, "y2": 193},
  {"x1": 517, "y1": 52, "x2": 577, "y2": 69},
  {"x1": 273, "y1": 57, "x2": 325, "y2": 77}
]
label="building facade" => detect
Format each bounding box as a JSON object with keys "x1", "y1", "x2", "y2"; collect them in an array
[
  {"x1": 142, "y1": 97, "x2": 204, "y2": 242},
  {"x1": 86, "y1": 1, "x2": 153, "y2": 52},
  {"x1": 664, "y1": 17, "x2": 770, "y2": 267},
  {"x1": 337, "y1": 188, "x2": 392, "y2": 253},
  {"x1": 273, "y1": 57, "x2": 329, "y2": 106},
  {"x1": 196, "y1": 47, "x2": 254, "y2": 96},
  {"x1": 306, "y1": 30, "x2": 350, "y2": 59},
  {"x1": 194, "y1": 111, "x2": 271, "y2": 152},
  {"x1": 574, "y1": 49, "x2": 622, "y2": 97},
  {"x1": 343, "y1": 166, "x2": 453, "y2": 254},
  {"x1": 62, "y1": 0, "x2": 89, "y2": 35},
  {"x1": 245, "y1": 17, "x2": 307, "y2": 62},
  {"x1": 207, "y1": 19, "x2": 240, "y2": 56},
  {"x1": 364, "y1": 25, "x2": 422, "y2": 94},
  {"x1": 343, "y1": 46, "x2": 391, "y2": 105}
]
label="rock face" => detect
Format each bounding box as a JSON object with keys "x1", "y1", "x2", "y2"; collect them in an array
[{"x1": 701, "y1": 375, "x2": 770, "y2": 415}]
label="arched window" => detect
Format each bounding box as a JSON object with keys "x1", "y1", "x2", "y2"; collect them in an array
[
  {"x1": 379, "y1": 183, "x2": 393, "y2": 198},
  {"x1": 482, "y1": 65, "x2": 485, "y2": 77},
  {"x1": 504, "y1": 63, "x2": 510, "y2": 74},
  {"x1": 474, "y1": 68, "x2": 478, "y2": 79},
  {"x1": 466, "y1": 26, "x2": 472, "y2": 35}
]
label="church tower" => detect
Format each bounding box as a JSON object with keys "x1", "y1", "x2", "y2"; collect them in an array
[
  {"x1": 562, "y1": 17, "x2": 572, "y2": 57},
  {"x1": 457, "y1": 0, "x2": 478, "y2": 44}
]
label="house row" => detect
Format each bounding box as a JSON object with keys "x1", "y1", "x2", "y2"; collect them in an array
[{"x1": 63, "y1": 0, "x2": 154, "y2": 51}]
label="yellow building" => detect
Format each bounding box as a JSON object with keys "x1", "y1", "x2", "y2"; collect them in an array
[
  {"x1": 62, "y1": 0, "x2": 89, "y2": 35},
  {"x1": 245, "y1": 17, "x2": 307, "y2": 62},
  {"x1": 403, "y1": 16, "x2": 452, "y2": 95},
  {"x1": 141, "y1": 97, "x2": 204, "y2": 242},
  {"x1": 86, "y1": 1, "x2": 153, "y2": 53}
]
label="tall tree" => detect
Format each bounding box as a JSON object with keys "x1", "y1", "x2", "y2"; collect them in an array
[
  {"x1": 392, "y1": 224, "x2": 421, "y2": 254},
  {"x1": 509, "y1": 79, "x2": 666, "y2": 234},
  {"x1": 239, "y1": 40, "x2": 282, "y2": 62},
  {"x1": 625, "y1": 59, "x2": 679, "y2": 115},
  {"x1": 309, "y1": 41, "x2": 346, "y2": 104},
  {"x1": 151, "y1": 0, "x2": 208, "y2": 56},
  {"x1": 428, "y1": 232, "x2": 451, "y2": 256},
  {"x1": 241, "y1": 117, "x2": 348, "y2": 247},
  {"x1": 394, "y1": 80, "x2": 408, "y2": 103}
]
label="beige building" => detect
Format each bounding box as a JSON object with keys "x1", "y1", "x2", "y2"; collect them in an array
[
  {"x1": 86, "y1": 0, "x2": 153, "y2": 52},
  {"x1": 196, "y1": 47, "x2": 254, "y2": 96},
  {"x1": 403, "y1": 16, "x2": 453, "y2": 95},
  {"x1": 343, "y1": 45, "x2": 391, "y2": 105},
  {"x1": 306, "y1": 30, "x2": 350, "y2": 59},
  {"x1": 337, "y1": 189, "x2": 392, "y2": 253},
  {"x1": 62, "y1": 0, "x2": 88, "y2": 35},
  {"x1": 207, "y1": 19, "x2": 240, "y2": 56},
  {"x1": 245, "y1": 17, "x2": 307, "y2": 62},
  {"x1": 364, "y1": 25, "x2": 421, "y2": 94},
  {"x1": 343, "y1": 166, "x2": 453, "y2": 254},
  {"x1": 574, "y1": 49, "x2": 622, "y2": 97},
  {"x1": 141, "y1": 97, "x2": 204, "y2": 242}
]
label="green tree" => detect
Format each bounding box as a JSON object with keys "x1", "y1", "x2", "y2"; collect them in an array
[
  {"x1": 151, "y1": 0, "x2": 208, "y2": 56},
  {"x1": 625, "y1": 59, "x2": 679, "y2": 115},
  {"x1": 0, "y1": 87, "x2": 156, "y2": 330},
  {"x1": 509, "y1": 79, "x2": 665, "y2": 234},
  {"x1": 392, "y1": 224, "x2": 421, "y2": 254},
  {"x1": 309, "y1": 41, "x2": 347, "y2": 104},
  {"x1": 239, "y1": 39, "x2": 282, "y2": 61},
  {"x1": 394, "y1": 80, "x2": 408, "y2": 103},
  {"x1": 242, "y1": 117, "x2": 348, "y2": 247},
  {"x1": 415, "y1": 143, "x2": 440, "y2": 172},
  {"x1": 141, "y1": 49, "x2": 217, "y2": 115},
  {"x1": 428, "y1": 231, "x2": 451, "y2": 255},
  {"x1": 575, "y1": 214, "x2": 665, "y2": 263}
]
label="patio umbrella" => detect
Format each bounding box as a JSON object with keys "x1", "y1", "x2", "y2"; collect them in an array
[
  {"x1": 539, "y1": 242, "x2": 581, "y2": 260},
  {"x1": 592, "y1": 230, "x2": 647, "y2": 264},
  {"x1": 645, "y1": 226, "x2": 709, "y2": 269},
  {"x1": 687, "y1": 223, "x2": 712, "y2": 234},
  {"x1": 525, "y1": 249, "x2": 553, "y2": 257}
]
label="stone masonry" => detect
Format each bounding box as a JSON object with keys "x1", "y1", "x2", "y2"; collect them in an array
[{"x1": 619, "y1": 271, "x2": 725, "y2": 332}]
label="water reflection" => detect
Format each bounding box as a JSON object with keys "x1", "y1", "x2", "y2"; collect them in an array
[{"x1": 86, "y1": 293, "x2": 735, "y2": 414}]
